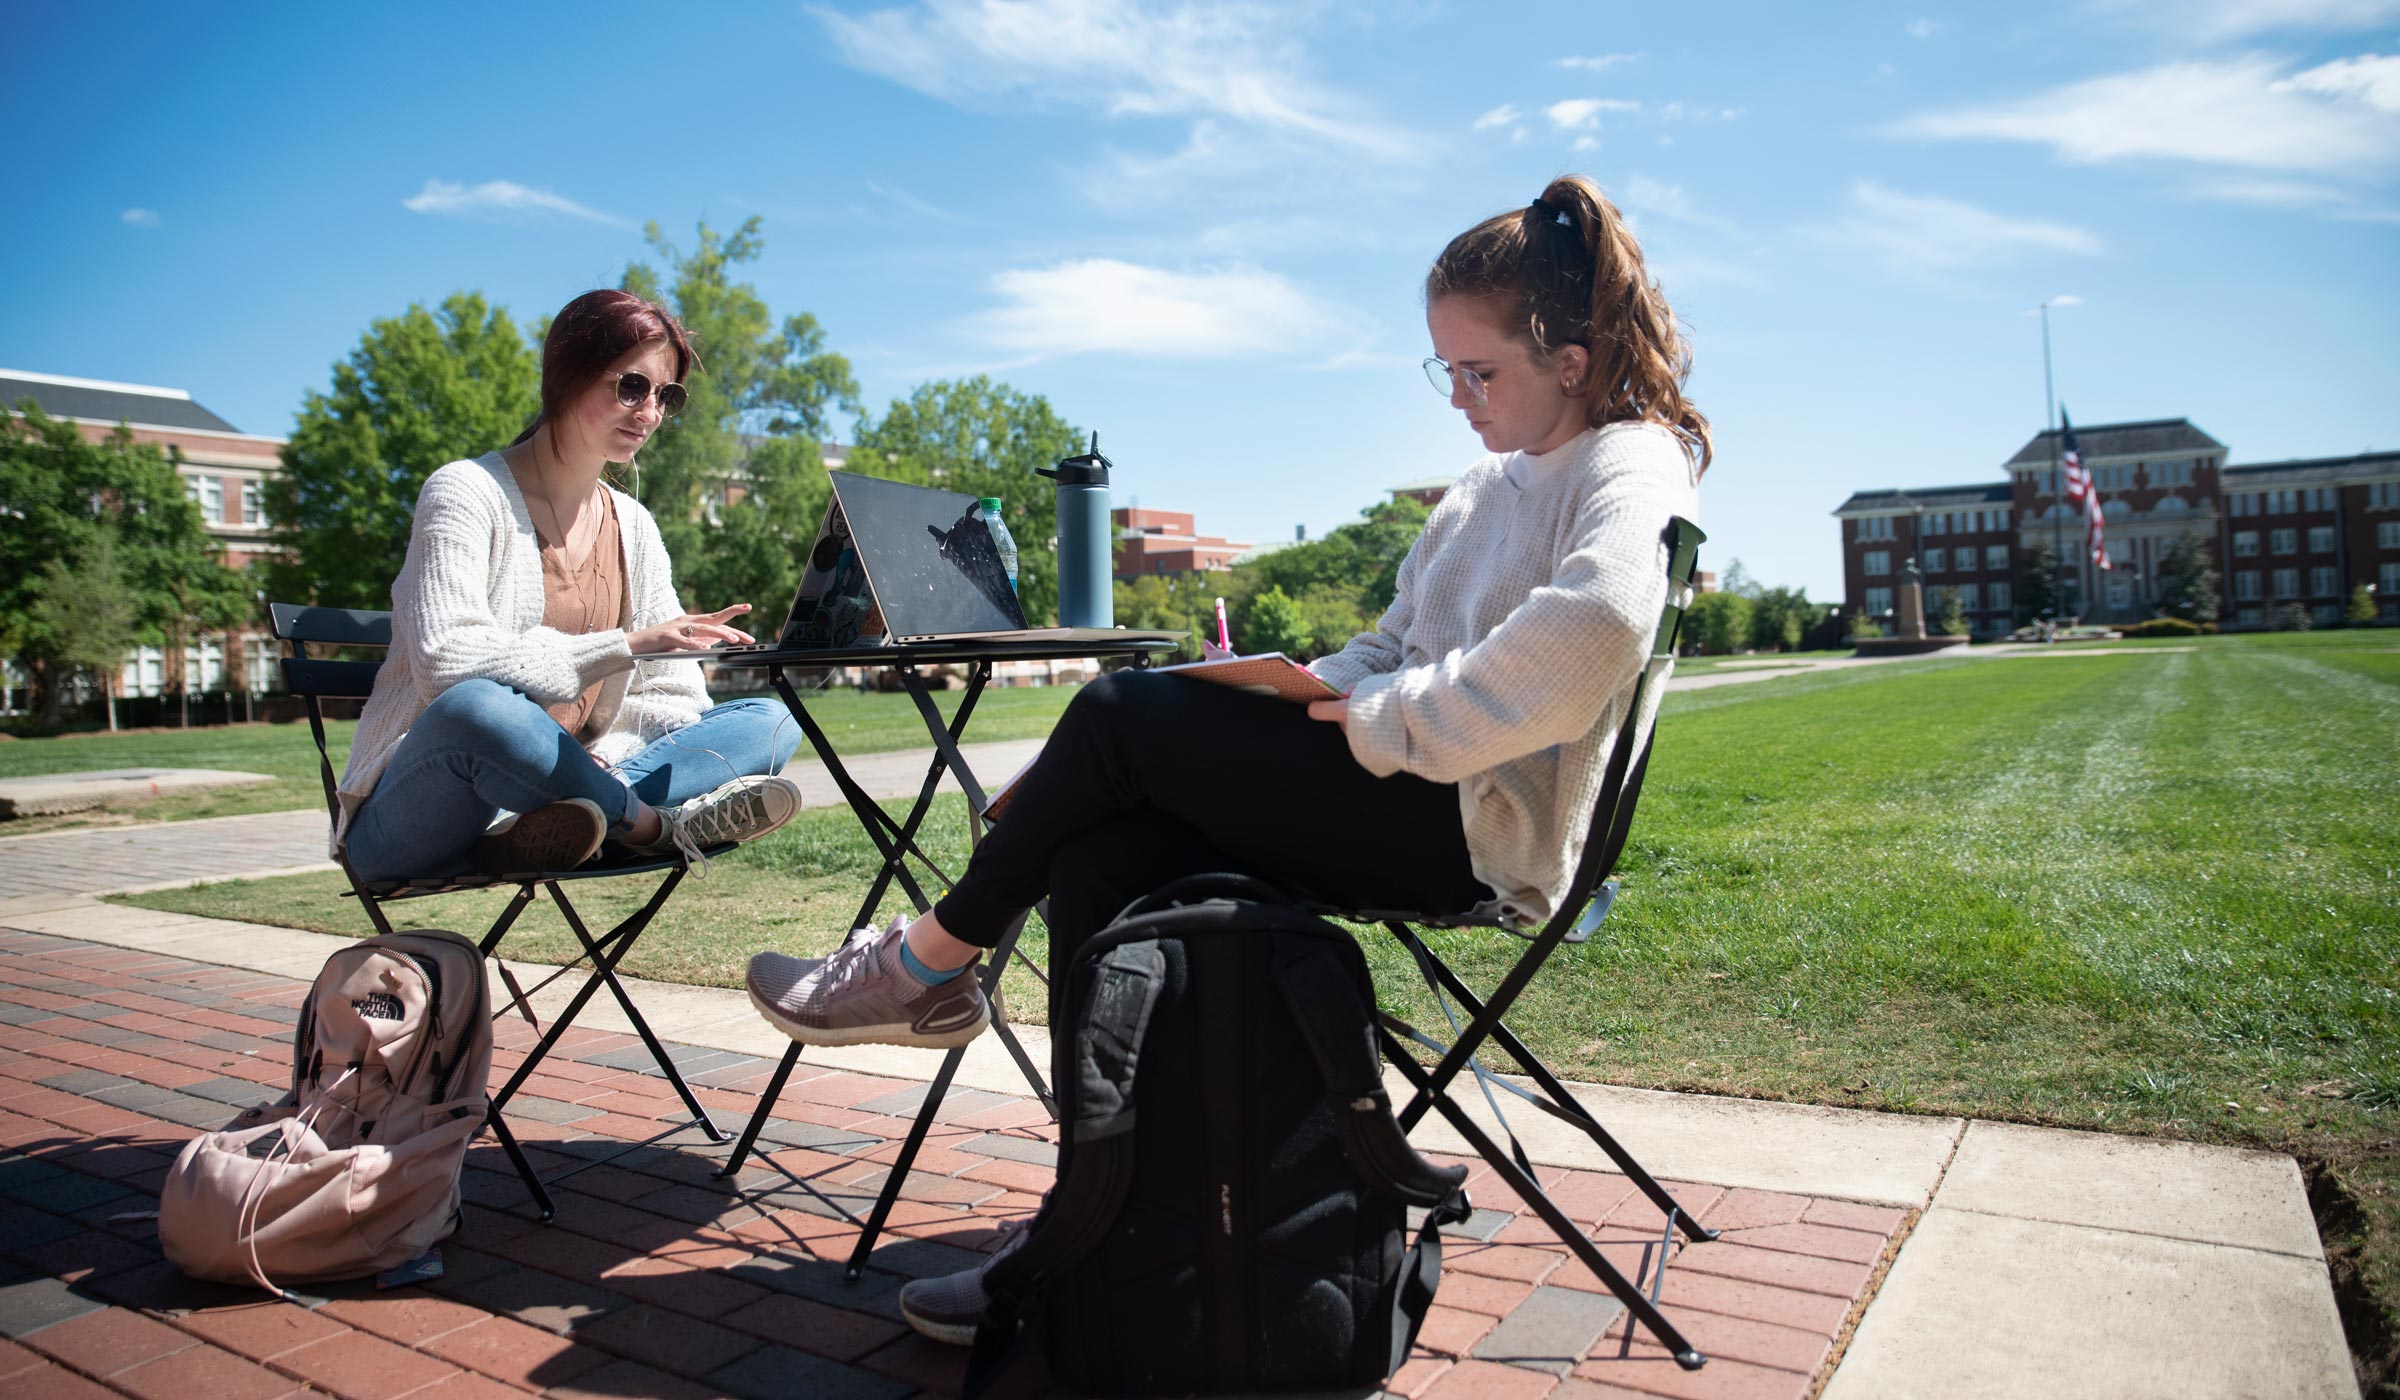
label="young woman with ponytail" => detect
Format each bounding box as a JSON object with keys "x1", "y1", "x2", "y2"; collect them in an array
[{"x1": 744, "y1": 174, "x2": 1708, "y2": 1345}]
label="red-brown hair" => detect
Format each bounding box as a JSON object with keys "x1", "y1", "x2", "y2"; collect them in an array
[
  {"x1": 1427, "y1": 175, "x2": 1711, "y2": 475},
  {"x1": 511, "y1": 289, "x2": 699, "y2": 446}
]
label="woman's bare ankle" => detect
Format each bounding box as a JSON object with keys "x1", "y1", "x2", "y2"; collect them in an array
[
  {"x1": 624, "y1": 803, "x2": 663, "y2": 846},
  {"x1": 903, "y1": 913, "x2": 981, "y2": 971}
]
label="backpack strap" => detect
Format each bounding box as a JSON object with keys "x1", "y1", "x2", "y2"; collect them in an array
[
  {"x1": 1269, "y1": 936, "x2": 1471, "y2": 1376},
  {"x1": 965, "y1": 938, "x2": 1168, "y2": 1400},
  {"x1": 1271, "y1": 938, "x2": 1472, "y2": 1211},
  {"x1": 1112, "y1": 871, "x2": 1292, "y2": 922}
]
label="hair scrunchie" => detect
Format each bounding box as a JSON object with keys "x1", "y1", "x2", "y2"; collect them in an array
[{"x1": 1528, "y1": 197, "x2": 1566, "y2": 225}]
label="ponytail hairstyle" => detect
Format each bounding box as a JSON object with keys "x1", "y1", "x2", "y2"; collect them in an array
[
  {"x1": 510, "y1": 289, "x2": 701, "y2": 449},
  {"x1": 1425, "y1": 175, "x2": 1711, "y2": 475}
]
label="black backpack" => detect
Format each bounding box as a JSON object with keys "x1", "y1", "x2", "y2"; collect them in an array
[{"x1": 967, "y1": 875, "x2": 1471, "y2": 1397}]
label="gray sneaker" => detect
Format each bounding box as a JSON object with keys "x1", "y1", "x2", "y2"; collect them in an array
[
  {"x1": 898, "y1": 1213, "x2": 1034, "y2": 1345},
  {"x1": 630, "y1": 774, "x2": 804, "y2": 876},
  {"x1": 471, "y1": 798, "x2": 606, "y2": 877},
  {"x1": 745, "y1": 916, "x2": 989, "y2": 1049}
]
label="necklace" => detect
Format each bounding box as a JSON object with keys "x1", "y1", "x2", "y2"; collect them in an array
[{"x1": 524, "y1": 440, "x2": 599, "y2": 557}]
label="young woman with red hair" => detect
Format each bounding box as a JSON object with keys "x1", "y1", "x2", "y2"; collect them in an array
[{"x1": 334, "y1": 289, "x2": 805, "y2": 882}]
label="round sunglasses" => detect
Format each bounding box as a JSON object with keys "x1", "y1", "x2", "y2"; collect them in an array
[{"x1": 613, "y1": 370, "x2": 687, "y2": 417}]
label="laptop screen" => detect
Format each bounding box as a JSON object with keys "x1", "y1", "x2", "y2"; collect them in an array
[{"x1": 829, "y1": 472, "x2": 1028, "y2": 642}]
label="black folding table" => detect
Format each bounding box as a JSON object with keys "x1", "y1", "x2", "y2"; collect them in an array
[{"x1": 704, "y1": 636, "x2": 1177, "y2": 1275}]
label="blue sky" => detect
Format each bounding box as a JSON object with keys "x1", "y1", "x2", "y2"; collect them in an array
[{"x1": 5, "y1": 1, "x2": 2396, "y2": 598}]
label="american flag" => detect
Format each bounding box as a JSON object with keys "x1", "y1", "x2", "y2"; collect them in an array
[{"x1": 2058, "y1": 410, "x2": 2112, "y2": 572}]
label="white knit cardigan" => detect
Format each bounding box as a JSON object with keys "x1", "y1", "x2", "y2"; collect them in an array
[
  {"x1": 1309, "y1": 422, "x2": 1699, "y2": 925},
  {"x1": 330, "y1": 452, "x2": 711, "y2": 855}
]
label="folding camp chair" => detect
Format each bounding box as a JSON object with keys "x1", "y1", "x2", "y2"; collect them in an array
[
  {"x1": 1306, "y1": 517, "x2": 1715, "y2": 1371},
  {"x1": 271, "y1": 603, "x2": 735, "y2": 1223}
]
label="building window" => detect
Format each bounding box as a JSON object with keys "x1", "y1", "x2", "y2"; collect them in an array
[
  {"x1": 2311, "y1": 567, "x2": 2339, "y2": 597},
  {"x1": 242, "y1": 481, "x2": 263, "y2": 526},
  {"x1": 199, "y1": 477, "x2": 224, "y2": 523},
  {"x1": 1989, "y1": 581, "x2": 2011, "y2": 613},
  {"x1": 2272, "y1": 489, "x2": 2297, "y2": 514},
  {"x1": 1923, "y1": 547, "x2": 1946, "y2": 573},
  {"x1": 2371, "y1": 482, "x2": 2399, "y2": 510},
  {"x1": 1864, "y1": 551, "x2": 1890, "y2": 576},
  {"x1": 1960, "y1": 583, "x2": 1981, "y2": 611},
  {"x1": 2313, "y1": 604, "x2": 2340, "y2": 627},
  {"x1": 1985, "y1": 544, "x2": 2008, "y2": 571},
  {"x1": 2229, "y1": 493, "x2": 2251, "y2": 517},
  {"x1": 2273, "y1": 568, "x2": 2300, "y2": 598},
  {"x1": 1855, "y1": 516, "x2": 1892, "y2": 541},
  {"x1": 2271, "y1": 528, "x2": 2297, "y2": 555},
  {"x1": 1864, "y1": 587, "x2": 1893, "y2": 616},
  {"x1": 2308, "y1": 526, "x2": 2335, "y2": 553},
  {"x1": 2383, "y1": 561, "x2": 2400, "y2": 595},
  {"x1": 2236, "y1": 606, "x2": 2262, "y2": 628},
  {"x1": 2233, "y1": 531, "x2": 2259, "y2": 557},
  {"x1": 2381, "y1": 521, "x2": 2400, "y2": 549},
  {"x1": 2107, "y1": 578, "x2": 2131, "y2": 609},
  {"x1": 2310, "y1": 488, "x2": 2334, "y2": 511},
  {"x1": 2150, "y1": 459, "x2": 2192, "y2": 488},
  {"x1": 183, "y1": 476, "x2": 202, "y2": 507},
  {"x1": 2235, "y1": 571, "x2": 2261, "y2": 601}
]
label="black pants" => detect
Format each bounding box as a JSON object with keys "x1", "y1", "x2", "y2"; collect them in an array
[{"x1": 933, "y1": 669, "x2": 1490, "y2": 1005}]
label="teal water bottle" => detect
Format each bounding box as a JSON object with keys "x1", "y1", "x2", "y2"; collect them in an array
[
  {"x1": 1039, "y1": 433, "x2": 1114, "y2": 629},
  {"x1": 978, "y1": 497, "x2": 1018, "y2": 594}
]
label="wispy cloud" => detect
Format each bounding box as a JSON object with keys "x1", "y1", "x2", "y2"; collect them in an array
[
  {"x1": 2280, "y1": 52, "x2": 2400, "y2": 112},
  {"x1": 866, "y1": 180, "x2": 967, "y2": 224},
  {"x1": 1894, "y1": 54, "x2": 2400, "y2": 174},
  {"x1": 1472, "y1": 103, "x2": 1523, "y2": 130},
  {"x1": 121, "y1": 208, "x2": 159, "y2": 228},
  {"x1": 401, "y1": 179, "x2": 634, "y2": 228},
  {"x1": 1804, "y1": 180, "x2": 2101, "y2": 278},
  {"x1": 2098, "y1": 0, "x2": 2400, "y2": 41},
  {"x1": 961, "y1": 259, "x2": 1358, "y2": 359},
  {"x1": 1547, "y1": 97, "x2": 1640, "y2": 130},
  {"x1": 813, "y1": 0, "x2": 1409, "y2": 160},
  {"x1": 1905, "y1": 17, "x2": 1939, "y2": 38},
  {"x1": 1619, "y1": 174, "x2": 1734, "y2": 232},
  {"x1": 1556, "y1": 52, "x2": 1642, "y2": 71}
]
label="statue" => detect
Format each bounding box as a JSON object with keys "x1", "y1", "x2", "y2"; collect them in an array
[{"x1": 1895, "y1": 557, "x2": 1927, "y2": 641}]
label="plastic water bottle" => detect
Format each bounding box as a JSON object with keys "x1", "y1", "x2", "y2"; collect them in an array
[{"x1": 979, "y1": 497, "x2": 1018, "y2": 595}]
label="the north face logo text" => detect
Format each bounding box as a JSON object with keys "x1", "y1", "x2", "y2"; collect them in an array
[{"x1": 352, "y1": 993, "x2": 405, "y2": 1021}]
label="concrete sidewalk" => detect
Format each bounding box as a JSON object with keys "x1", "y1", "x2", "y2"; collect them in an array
[{"x1": 0, "y1": 887, "x2": 2359, "y2": 1399}]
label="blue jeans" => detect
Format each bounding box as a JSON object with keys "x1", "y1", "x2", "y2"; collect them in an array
[{"x1": 344, "y1": 679, "x2": 801, "y2": 882}]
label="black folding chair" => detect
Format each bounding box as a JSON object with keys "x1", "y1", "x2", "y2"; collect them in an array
[
  {"x1": 271, "y1": 603, "x2": 735, "y2": 1223},
  {"x1": 1308, "y1": 517, "x2": 1716, "y2": 1372}
]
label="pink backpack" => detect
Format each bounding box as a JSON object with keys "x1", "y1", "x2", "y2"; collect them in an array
[{"x1": 160, "y1": 929, "x2": 493, "y2": 1293}]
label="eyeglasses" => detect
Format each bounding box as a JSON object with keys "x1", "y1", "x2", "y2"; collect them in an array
[
  {"x1": 1422, "y1": 356, "x2": 1489, "y2": 408},
  {"x1": 614, "y1": 370, "x2": 687, "y2": 417}
]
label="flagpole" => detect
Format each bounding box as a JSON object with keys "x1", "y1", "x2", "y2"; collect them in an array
[{"x1": 2040, "y1": 300, "x2": 2066, "y2": 624}]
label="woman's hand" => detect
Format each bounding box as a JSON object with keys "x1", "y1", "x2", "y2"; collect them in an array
[
  {"x1": 630, "y1": 604, "x2": 754, "y2": 654},
  {"x1": 1306, "y1": 697, "x2": 1349, "y2": 729}
]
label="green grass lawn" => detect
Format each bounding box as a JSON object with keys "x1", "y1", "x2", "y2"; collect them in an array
[
  {"x1": 104, "y1": 631, "x2": 2400, "y2": 1374},
  {"x1": 0, "y1": 680, "x2": 1081, "y2": 833}
]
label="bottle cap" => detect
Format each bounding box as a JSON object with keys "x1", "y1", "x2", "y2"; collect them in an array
[
  {"x1": 978, "y1": 497, "x2": 1002, "y2": 511},
  {"x1": 1038, "y1": 431, "x2": 1113, "y2": 486}
]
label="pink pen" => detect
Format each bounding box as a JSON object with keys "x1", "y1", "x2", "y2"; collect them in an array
[{"x1": 1214, "y1": 597, "x2": 1231, "y2": 650}]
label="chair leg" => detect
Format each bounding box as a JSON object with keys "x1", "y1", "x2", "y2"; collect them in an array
[
  {"x1": 716, "y1": 1043, "x2": 803, "y2": 1180},
  {"x1": 844, "y1": 1043, "x2": 971, "y2": 1283},
  {"x1": 547, "y1": 880, "x2": 726, "y2": 1143},
  {"x1": 485, "y1": 1102, "x2": 557, "y2": 1223},
  {"x1": 1378, "y1": 1024, "x2": 1707, "y2": 1372}
]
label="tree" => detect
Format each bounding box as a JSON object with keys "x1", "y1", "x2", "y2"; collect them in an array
[
  {"x1": 2154, "y1": 529, "x2": 2221, "y2": 624},
  {"x1": 2347, "y1": 583, "x2": 2379, "y2": 626},
  {"x1": 29, "y1": 527, "x2": 140, "y2": 730},
  {"x1": 265, "y1": 293, "x2": 539, "y2": 608},
  {"x1": 851, "y1": 378, "x2": 1081, "y2": 627},
  {"x1": 1115, "y1": 572, "x2": 1222, "y2": 660},
  {"x1": 1242, "y1": 587, "x2": 1311, "y2": 656},
  {"x1": 2, "y1": 406, "x2": 247, "y2": 721},
  {"x1": 1849, "y1": 609, "x2": 1884, "y2": 641},
  {"x1": 620, "y1": 221, "x2": 862, "y2": 618},
  {"x1": 1717, "y1": 557, "x2": 1759, "y2": 598},
  {"x1": 1747, "y1": 585, "x2": 1812, "y2": 652},
  {"x1": 2272, "y1": 602, "x2": 2311, "y2": 632},
  {"x1": 2015, "y1": 540, "x2": 2061, "y2": 625},
  {"x1": 1685, "y1": 591, "x2": 1752, "y2": 655},
  {"x1": 1931, "y1": 586, "x2": 1968, "y2": 636},
  {"x1": 1229, "y1": 496, "x2": 1429, "y2": 625}
]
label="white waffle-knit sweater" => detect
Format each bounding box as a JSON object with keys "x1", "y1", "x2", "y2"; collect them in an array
[
  {"x1": 1308, "y1": 422, "x2": 1699, "y2": 925},
  {"x1": 329, "y1": 452, "x2": 711, "y2": 855}
]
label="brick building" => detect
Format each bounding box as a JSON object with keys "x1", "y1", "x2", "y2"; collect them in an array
[
  {"x1": 1833, "y1": 418, "x2": 2400, "y2": 633},
  {"x1": 3, "y1": 369, "x2": 286, "y2": 695},
  {"x1": 1112, "y1": 506, "x2": 1251, "y2": 579}
]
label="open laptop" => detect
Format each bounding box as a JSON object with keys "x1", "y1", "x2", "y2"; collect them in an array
[{"x1": 712, "y1": 471, "x2": 1186, "y2": 653}]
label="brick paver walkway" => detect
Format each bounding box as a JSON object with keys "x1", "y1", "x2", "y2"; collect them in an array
[
  {"x1": 0, "y1": 812, "x2": 333, "y2": 900},
  {"x1": 0, "y1": 929, "x2": 1906, "y2": 1399}
]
